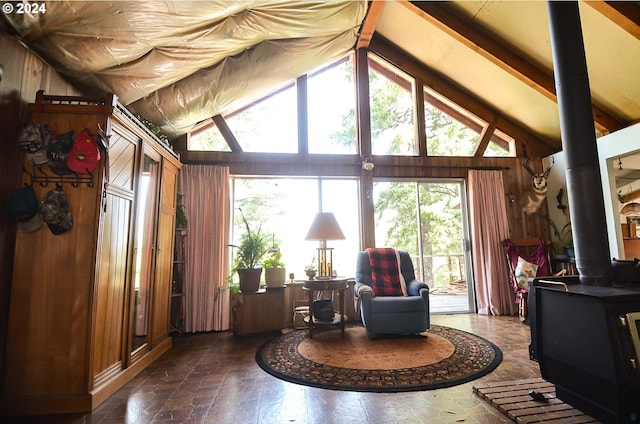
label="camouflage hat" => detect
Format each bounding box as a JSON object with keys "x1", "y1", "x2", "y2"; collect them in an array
[
  {"x1": 19, "y1": 122, "x2": 50, "y2": 165},
  {"x1": 38, "y1": 186, "x2": 73, "y2": 235}
]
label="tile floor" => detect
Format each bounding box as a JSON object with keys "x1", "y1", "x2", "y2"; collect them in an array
[{"x1": 6, "y1": 314, "x2": 541, "y2": 424}]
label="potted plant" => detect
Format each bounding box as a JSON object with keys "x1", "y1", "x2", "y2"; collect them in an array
[
  {"x1": 176, "y1": 193, "x2": 188, "y2": 229},
  {"x1": 263, "y1": 244, "x2": 286, "y2": 288},
  {"x1": 538, "y1": 213, "x2": 573, "y2": 257},
  {"x1": 229, "y1": 209, "x2": 269, "y2": 293},
  {"x1": 304, "y1": 261, "x2": 317, "y2": 280}
]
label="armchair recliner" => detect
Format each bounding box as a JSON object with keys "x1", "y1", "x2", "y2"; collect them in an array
[{"x1": 354, "y1": 249, "x2": 430, "y2": 336}]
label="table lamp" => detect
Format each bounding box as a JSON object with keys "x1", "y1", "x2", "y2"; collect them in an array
[{"x1": 305, "y1": 212, "x2": 345, "y2": 279}]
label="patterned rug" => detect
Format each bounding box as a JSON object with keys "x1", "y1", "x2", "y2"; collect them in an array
[{"x1": 255, "y1": 324, "x2": 502, "y2": 392}]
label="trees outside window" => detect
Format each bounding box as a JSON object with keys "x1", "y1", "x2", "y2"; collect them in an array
[
  {"x1": 231, "y1": 178, "x2": 359, "y2": 282},
  {"x1": 226, "y1": 85, "x2": 298, "y2": 153},
  {"x1": 368, "y1": 54, "x2": 417, "y2": 156},
  {"x1": 308, "y1": 55, "x2": 357, "y2": 154},
  {"x1": 373, "y1": 180, "x2": 467, "y2": 295}
]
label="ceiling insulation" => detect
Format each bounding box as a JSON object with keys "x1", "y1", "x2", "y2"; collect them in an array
[{"x1": 1, "y1": 0, "x2": 367, "y2": 137}]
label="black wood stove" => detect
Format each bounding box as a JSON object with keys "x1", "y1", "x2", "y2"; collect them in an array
[
  {"x1": 528, "y1": 3, "x2": 640, "y2": 422},
  {"x1": 529, "y1": 278, "x2": 640, "y2": 423}
]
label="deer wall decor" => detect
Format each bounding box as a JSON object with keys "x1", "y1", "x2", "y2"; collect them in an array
[{"x1": 519, "y1": 158, "x2": 554, "y2": 215}]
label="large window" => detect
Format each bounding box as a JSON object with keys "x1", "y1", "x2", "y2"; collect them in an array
[
  {"x1": 368, "y1": 54, "x2": 417, "y2": 156},
  {"x1": 424, "y1": 88, "x2": 483, "y2": 157},
  {"x1": 484, "y1": 128, "x2": 515, "y2": 157},
  {"x1": 226, "y1": 85, "x2": 298, "y2": 153},
  {"x1": 188, "y1": 124, "x2": 230, "y2": 151},
  {"x1": 188, "y1": 84, "x2": 298, "y2": 153},
  {"x1": 424, "y1": 87, "x2": 514, "y2": 157},
  {"x1": 187, "y1": 50, "x2": 515, "y2": 159},
  {"x1": 308, "y1": 55, "x2": 357, "y2": 154},
  {"x1": 231, "y1": 177, "x2": 360, "y2": 281}
]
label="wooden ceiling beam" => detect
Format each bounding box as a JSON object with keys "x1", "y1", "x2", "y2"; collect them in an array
[
  {"x1": 370, "y1": 34, "x2": 559, "y2": 157},
  {"x1": 473, "y1": 118, "x2": 497, "y2": 158},
  {"x1": 586, "y1": 1, "x2": 640, "y2": 41},
  {"x1": 403, "y1": 1, "x2": 621, "y2": 135},
  {"x1": 357, "y1": 1, "x2": 386, "y2": 49},
  {"x1": 212, "y1": 114, "x2": 242, "y2": 152}
]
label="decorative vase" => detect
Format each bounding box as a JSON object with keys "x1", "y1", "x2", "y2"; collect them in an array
[
  {"x1": 238, "y1": 268, "x2": 262, "y2": 293},
  {"x1": 264, "y1": 267, "x2": 286, "y2": 288},
  {"x1": 305, "y1": 270, "x2": 316, "y2": 280}
]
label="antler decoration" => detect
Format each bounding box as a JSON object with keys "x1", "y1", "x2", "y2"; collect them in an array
[{"x1": 519, "y1": 158, "x2": 554, "y2": 215}]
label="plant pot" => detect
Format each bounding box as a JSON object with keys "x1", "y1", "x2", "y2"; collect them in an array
[
  {"x1": 264, "y1": 267, "x2": 286, "y2": 288},
  {"x1": 238, "y1": 268, "x2": 262, "y2": 293},
  {"x1": 564, "y1": 246, "x2": 575, "y2": 258}
]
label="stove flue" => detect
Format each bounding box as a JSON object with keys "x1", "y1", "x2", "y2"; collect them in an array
[{"x1": 528, "y1": 3, "x2": 640, "y2": 423}]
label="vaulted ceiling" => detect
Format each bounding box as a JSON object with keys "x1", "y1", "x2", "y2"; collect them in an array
[{"x1": 2, "y1": 1, "x2": 640, "y2": 157}]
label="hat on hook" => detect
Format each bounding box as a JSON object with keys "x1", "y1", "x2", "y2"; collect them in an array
[
  {"x1": 7, "y1": 185, "x2": 43, "y2": 233},
  {"x1": 39, "y1": 185, "x2": 73, "y2": 235},
  {"x1": 66, "y1": 129, "x2": 100, "y2": 174},
  {"x1": 19, "y1": 123, "x2": 50, "y2": 165},
  {"x1": 47, "y1": 131, "x2": 75, "y2": 175}
]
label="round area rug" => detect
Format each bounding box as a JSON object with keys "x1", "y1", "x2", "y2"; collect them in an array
[{"x1": 255, "y1": 325, "x2": 502, "y2": 392}]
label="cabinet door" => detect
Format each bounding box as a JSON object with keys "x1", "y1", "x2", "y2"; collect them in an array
[
  {"x1": 149, "y1": 160, "x2": 178, "y2": 346},
  {"x1": 93, "y1": 120, "x2": 137, "y2": 384},
  {"x1": 130, "y1": 145, "x2": 161, "y2": 359}
]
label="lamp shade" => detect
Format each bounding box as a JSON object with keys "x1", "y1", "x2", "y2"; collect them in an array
[{"x1": 305, "y1": 212, "x2": 345, "y2": 241}]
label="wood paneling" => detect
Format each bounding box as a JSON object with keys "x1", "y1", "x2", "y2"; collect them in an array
[{"x1": 0, "y1": 34, "x2": 82, "y2": 381}]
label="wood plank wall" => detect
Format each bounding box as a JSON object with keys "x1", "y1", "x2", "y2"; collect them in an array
[{"x1": 0, "y1": 33, "x2": 83, "y2": 380}]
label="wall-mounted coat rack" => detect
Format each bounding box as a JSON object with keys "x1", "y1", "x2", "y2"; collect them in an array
[{"x1": 23, "y1": 163, "x2": 95, "y2": 188}]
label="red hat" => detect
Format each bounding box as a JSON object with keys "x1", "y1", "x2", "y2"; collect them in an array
[{"x1": 66, "y1": 129, "x2": 100, "y2": 174}]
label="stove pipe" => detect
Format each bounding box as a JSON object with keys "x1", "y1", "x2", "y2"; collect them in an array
[{"x1": 547, "y1": 1, "x2": 611, "y2": 285}]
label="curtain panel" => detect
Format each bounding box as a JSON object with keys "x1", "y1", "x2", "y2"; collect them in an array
[
  {"x1": 178, "y1": 165, "x2": 231, "y2": 332},
  {"x1": 468, "y1": 170, "x2": 516, "y2": 316}
]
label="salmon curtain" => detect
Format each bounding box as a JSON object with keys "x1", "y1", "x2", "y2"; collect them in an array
[
  {"x1": 179, "y1": 165, "x2": 231, "y2": 332},
  {"x1": 468, "y1": 170, "x2": 517, "y2": 316}
]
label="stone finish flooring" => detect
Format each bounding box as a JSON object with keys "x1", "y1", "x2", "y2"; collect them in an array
[{"x1": 7, "y1": 314, "x2": 540, "y2": 424}]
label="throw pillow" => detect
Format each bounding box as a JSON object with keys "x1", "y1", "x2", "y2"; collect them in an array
[{"x1": 515, "y1": 256, "x2": 538, "y2": 290}]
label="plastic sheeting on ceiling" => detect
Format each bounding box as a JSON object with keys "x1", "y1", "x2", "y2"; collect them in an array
[{"x1": 1, "y1": 1, "x2": 367, "y2": 137}]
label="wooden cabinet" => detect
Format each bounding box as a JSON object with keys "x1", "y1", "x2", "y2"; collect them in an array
[
  {"x1": 232, "y1": 289, "x2": 286, "y2": 335},
  {"x1": 0, "y1": 91, "x2": 181, "y2": 415}
]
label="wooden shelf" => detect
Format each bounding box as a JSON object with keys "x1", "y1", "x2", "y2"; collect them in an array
[{"x1": 171, "y1": 226, "x2": 186, "y2": 334}]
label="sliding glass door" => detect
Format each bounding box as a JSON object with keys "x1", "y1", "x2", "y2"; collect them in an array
[{"x1": 373, "y1": 179, "x2": 475, "y2": 313}]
